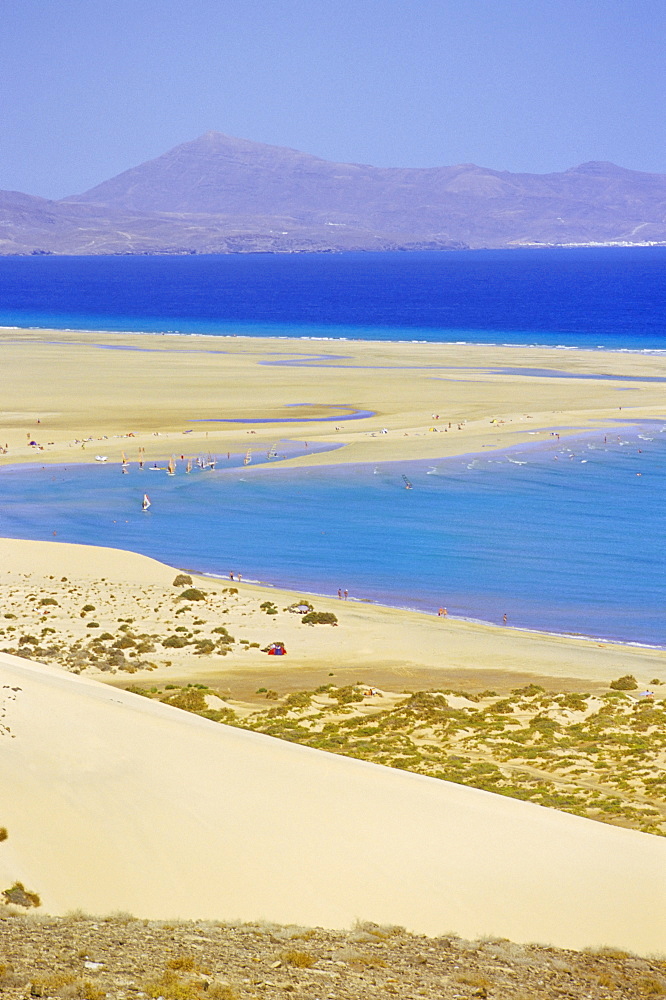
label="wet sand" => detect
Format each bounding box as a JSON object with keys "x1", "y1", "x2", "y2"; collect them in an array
[{"x1": 1, "y1": 327, "x2": 665, "y2": 471}]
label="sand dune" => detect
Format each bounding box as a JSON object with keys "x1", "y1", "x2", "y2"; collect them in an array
[{"x1": 1, "y1": 649, "x2": 664, "y2": 954}]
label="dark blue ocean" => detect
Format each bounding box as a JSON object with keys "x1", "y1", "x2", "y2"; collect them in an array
[
  {"x1": 0, "y1": 249, "x2": 664, "y2": 645},
  {"x1": 0, "y1": 247, "x2": 665, "y2": 349}
]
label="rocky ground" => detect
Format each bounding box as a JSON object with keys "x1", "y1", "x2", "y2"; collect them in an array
[{"x1": 2, "y1": 911, "x2": 666, "y2": 1000}]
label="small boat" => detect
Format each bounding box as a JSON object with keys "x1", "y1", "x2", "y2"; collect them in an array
[
  {"x1": 142, "y1": 494, "x2": 151, "y2": 511},
  {"x1": 244, "y1": 449, "x2": 252, "y2": 466},
  {"x1": 268, "y1": 443, "x2": 279, "y2": 459},
  {"x1": 121, "y1": 451, "x2": 129, "y2": 466},
  {"x1": 167, "y1": 456, "x2": 176, "y2": 476},
  {"x1": 402, "y1": 475, "x2": 413, "y2": 490},
  {"x1": 94, "y1": 455, "x2": 108, "y2": 463},
  {"x1": 185, "y1": 458, "x2": 192, "y2": 474}
]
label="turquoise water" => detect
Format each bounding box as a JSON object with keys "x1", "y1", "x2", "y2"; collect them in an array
[
  {"x1": 1, "y1": 424, "x2": 664, "y2": 646},
  {"x1": 1, "y1": 249, "x2": 665, "y2": 645}
]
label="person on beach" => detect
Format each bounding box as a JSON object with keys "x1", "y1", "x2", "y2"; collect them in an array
[
  {"x1": 503, "y1": 613, "x2": 507, "y2": 624},
  {"x1": 438, "y1": 607, "x2": 447, "y2": 617},
  {"x1": 344, "y1": 589, "x2": 348, "y2": 599},
  {"x1": 338, "y1": 589, "x2": 342, "y2": 599}
]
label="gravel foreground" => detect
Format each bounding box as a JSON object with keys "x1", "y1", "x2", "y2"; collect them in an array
[{"x1": 1, "y1": 912, "x2": 665, "y2": 1000}]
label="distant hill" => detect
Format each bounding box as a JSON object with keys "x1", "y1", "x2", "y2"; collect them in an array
[{"x1": 2, "y1": 132, "x2": 666, "y2": 254}]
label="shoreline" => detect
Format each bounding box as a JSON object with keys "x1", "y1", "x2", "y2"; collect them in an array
[
  {"x1": 1, "y1": 534, "x2": 665, "y2": 947},
  {"x1": 1, "y1": 415, "x2": 664, "y2": 650},
  {"x1": 1, "y1": 326, "x2": 664, "y2": 649},
  {"x1": 2, "y1": 318, "x2": 666, "y2": 354},
  {"x1": 0, "y1": 536, "x2": 663, "y2": 691},
  {"x1": 2, "y1": 523, "x2": 663, "y2": 653}
]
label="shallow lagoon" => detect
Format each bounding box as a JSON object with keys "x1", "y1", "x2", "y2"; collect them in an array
[{"x1": 1, "y1": 424, "x2": 664, "y2": 647}]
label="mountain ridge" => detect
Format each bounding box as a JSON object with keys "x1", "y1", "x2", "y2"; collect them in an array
[{"x1": 2, "y1": 132, "x2": 666, "y2": 254}]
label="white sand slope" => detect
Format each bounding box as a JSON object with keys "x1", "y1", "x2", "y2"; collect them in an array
[
  {"x1": 1, "y1": 651, "x2": 664, "y2": 954},
  {"x1": 0, "y1": 537, "x2": 179, "y2": 585}
]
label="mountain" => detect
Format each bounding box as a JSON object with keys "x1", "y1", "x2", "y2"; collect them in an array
[{"x1": 2, "y1": 132, "x2": 666, "y2": 254}]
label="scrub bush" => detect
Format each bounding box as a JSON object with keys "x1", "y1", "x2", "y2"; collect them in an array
[
  {"x1": 610, "y1": 674, "x2": 638, "y2": 690},
  {"x1": 177, "y1": 589, "x2": 206, "y2": 602},
  {"x1": 2, "y1": 881, "x2": 41, "y2": 908},
  {"x1": 301, "y1": 611, "x2": 338, "y2": 626}
]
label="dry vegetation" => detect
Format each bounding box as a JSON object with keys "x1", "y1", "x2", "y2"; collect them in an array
[
  {"x1": 0, "y1": 576, "x2": 255, "y2": 675},
  {"x1": 1, "y1": 911, "x2": 666, "y2": 1000},
  {"x1": 2, "y1": 569, "x2": 664, "y2": 835},
  {"x1": 124, "y1": 680, "x2": 666, "y2": 836}
]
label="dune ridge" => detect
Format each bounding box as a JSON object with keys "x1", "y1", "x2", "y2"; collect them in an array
[{"x1": 1, "y1": 645, "x2": 665, "y2": 954}]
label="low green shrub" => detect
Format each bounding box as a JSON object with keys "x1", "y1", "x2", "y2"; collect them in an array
[
  {"x1": 114, "y1": 635, "x2": 136, "y2": 648},
  {"x1": 177, "y1": 588, "x2": 206, "y2": 602},
  {"x1": 194, "y1": 639, "x2": 216, "y2": 655},
  {"x1": 172, "y1": 574, "x2": 193, "y2": 587},
  {"x1": 302, "y1": 611, "x2": 338, "y2": 626},
  {"x1": 162, "y1": 689, "x2": 207, "y2": 712},
  {"x1": 610, "y1": 674, "x2": 638, "y2": 691}
]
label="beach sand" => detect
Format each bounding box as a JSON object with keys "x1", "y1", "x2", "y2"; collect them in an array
[
  {"x1": 1, "y1": 327, "x2": 665, "y2": 469},
  {"x1": 1, "y1": 329, "x2": 665, "y2": 949},
  {"x1": 1, "y1": 538, "x2": 663, "y2": 693}
]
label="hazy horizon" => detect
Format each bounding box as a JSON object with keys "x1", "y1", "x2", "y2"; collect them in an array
[{"x1": 2, "y1": 0, "x2": 664, "y2": 200}]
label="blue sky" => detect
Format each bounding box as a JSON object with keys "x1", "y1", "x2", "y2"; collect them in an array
[{"x1": 2, "y1": 0, "x2": 664, "y2": 198}]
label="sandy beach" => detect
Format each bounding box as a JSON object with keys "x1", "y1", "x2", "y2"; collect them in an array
[
  {"x1": 1, "y1": 327, "x2": 665, "y2": 469},
  {"x1": 1, "y1": 328, "x2": 664, "y2": 948},
  {"x1": 1, "y1": 538, "x2": 664, "y2": 693}
]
